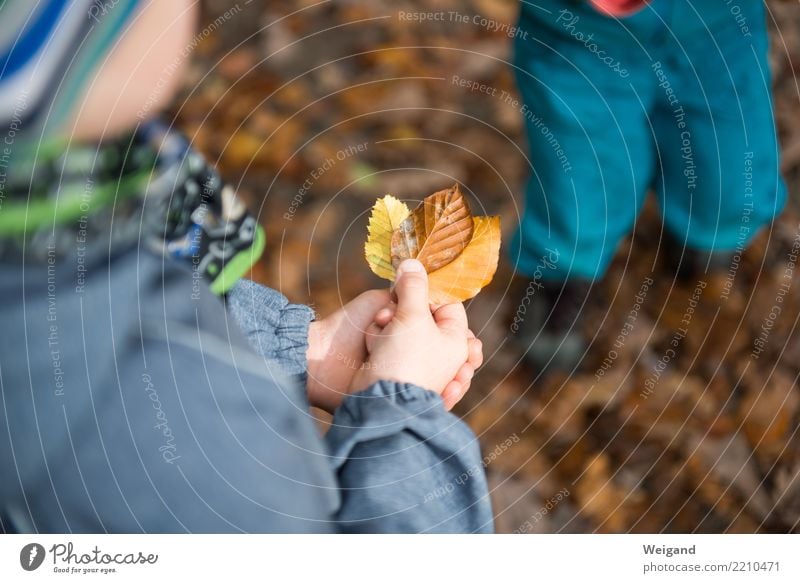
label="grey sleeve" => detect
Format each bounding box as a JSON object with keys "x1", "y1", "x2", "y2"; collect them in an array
[
  {"x1": 226, "y1": 279, "x2": 314, "y2": 376},
  {"x1": 326, "y1": 381, "x2": 494, "y2": 533},
  {"x1": 228, "y1": 279, "x2": 494, "y2": 533}
]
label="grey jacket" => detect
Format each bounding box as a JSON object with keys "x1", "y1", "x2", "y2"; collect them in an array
[{"x1": 0, "y1": 242, "x2": 493, "y2": 533}]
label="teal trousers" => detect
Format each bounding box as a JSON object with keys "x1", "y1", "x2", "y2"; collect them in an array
[{"x1": 511, "y1": 0, "x2": 786, "y2": 280}]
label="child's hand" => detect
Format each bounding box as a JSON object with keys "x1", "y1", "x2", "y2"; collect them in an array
[
  {"x1": 371, "y1": 298, "x2": 482, "y2": 410},
  {"x1": 350, "y1": 259, "x2": 482, "y2": 409},
  {"x1": 306, "y1": 289, "x2": 391, "y2": 413}
]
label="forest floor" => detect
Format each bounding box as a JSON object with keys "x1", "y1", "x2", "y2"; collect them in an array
[{"x1": 175, "y1": 0, "x2": 800, "y2": 532}]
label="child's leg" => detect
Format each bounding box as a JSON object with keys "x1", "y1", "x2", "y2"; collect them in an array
[
  {"x1": 509, "y1": 2, "x2": 668, "y2": 372},
  {"x1": 511, "y1": 2, "x2": 663, "y2": 282},
  {"x1": 653, "y1": 3, "x2": 786, "y2": 260}
]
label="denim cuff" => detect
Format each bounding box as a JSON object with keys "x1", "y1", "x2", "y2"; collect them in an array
[
  {"x1": 324, "y1": 380, "x2": 494, "y2": 533},
  {"x1": 226, "y1": 279, "x2": 314, "y2": 376},
  {"x1": 335, "y1": 381, "x2": 441, "y2": 422},
  {"x1": 326, "y1": 381, "x2": 470, "y2": 470}
]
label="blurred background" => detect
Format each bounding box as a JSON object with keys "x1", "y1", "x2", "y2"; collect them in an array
[{"x1": 170, "y1": 0, "x2": 800, "y2": 533}]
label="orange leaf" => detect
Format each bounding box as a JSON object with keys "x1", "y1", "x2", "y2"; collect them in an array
[{"x1": 427, "y1": 216, "x2": 501, "y2": 304}]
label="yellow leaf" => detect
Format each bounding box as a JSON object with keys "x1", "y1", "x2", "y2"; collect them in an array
[
  {"x1": 428, "y1": 216, "x2": 501, "y2": 304},
  {"x1": 390, "y1": 184, "x2": 474, "y2": 273},
  {"x1": 364, "y1": 195, "x2": 410, "y2": 280}
]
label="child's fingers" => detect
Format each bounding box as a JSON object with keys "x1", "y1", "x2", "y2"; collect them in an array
[
  {"x1": 442, "y1": 378, "x2": 471, "y2": 410},
  {"x1": 445, "y1": 363, "x2": 476, "y2": 409},
  {"x1": 373, "y1": 304, "x2": 396, "y2": 327},
  {"x1": 440, "y1": 354, "x2": 476, "y2": 409},
  {"x1": 339, "y1": 290, "x2": 393, "y2": 334},
  {"x1": 456, "y1": 380, "x2": 471, "y2": 403},
  {"x1": 432, "y1": 302, "x2": 468, "y2": 331},
  {"x1": 454, "y1": 379, "x2": 472, "y2": 408},
  {"x1": 441, "y1": 380, "x2": 462, "y2": 410},
  {"x1": 355, "y1": 289, "x2": 393, "y2": 311},
  {"x1": 455, "y1": 363, "x2": 475, "y2": 385},
  {"x1": 468, "y1": 337, "x2": 483, "y2": 369},
  {"x1": 394, "y1": 260, "x2": 432, "y2": 321},
  {"x1": 364, "y1": 322, "x2": 383, "y2": 353}
]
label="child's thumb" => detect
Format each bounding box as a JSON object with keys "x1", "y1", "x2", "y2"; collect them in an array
[{"x1": 394, "y1": 259, "x2": 430, "y2": 319}]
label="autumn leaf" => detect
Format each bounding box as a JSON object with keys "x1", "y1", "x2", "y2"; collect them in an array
[
  {"x1": 390, "y1": 184, "x2": 474, "y2": 272},
  {"x1": 364, "y1": 186, "x2": 500, "y2": 303},
  {"x1": 427, "y1": 216, "x2": 501, "y2": 304},
  {"x1": 364, "y1": 195, "x2": 410, "y2": 280}
]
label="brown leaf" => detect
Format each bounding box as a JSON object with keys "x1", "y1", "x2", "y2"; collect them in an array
[
  {"x1": 738, "y1": 369, "x2": 799, "y2": 465},
  {"x1": 574, "y1": 453, "x2": 640, "y2": 532},
  {"x1": 685, "y1": 431, "x2": 773, "y2": 521},
  {"x1": 390, "y1": 184, "x2": 474, "y2": 272}
]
